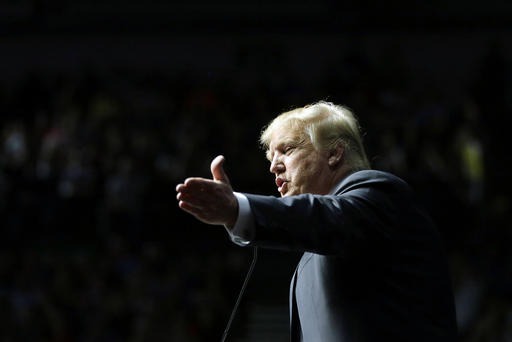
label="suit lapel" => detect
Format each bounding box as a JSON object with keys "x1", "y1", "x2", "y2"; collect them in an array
[
  {"x1": 290, "y1": 252, "x2": 314, "y2": 341},
  {"x1": 289, "y1": 254, "x2": 304, "y2": 341}
]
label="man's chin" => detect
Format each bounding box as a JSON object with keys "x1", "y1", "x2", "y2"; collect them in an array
[{"x1": 281, "y1": 189, "x2": 296, "y2": 197}]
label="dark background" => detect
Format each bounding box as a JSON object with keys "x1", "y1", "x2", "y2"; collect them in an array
[{"x1": 1, "y1": 1, "x2": 511, "y2": 341}]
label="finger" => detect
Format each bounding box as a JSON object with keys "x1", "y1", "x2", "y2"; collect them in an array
[
  {"x1": 177, "y1": 182, "x2": 201, "y2": 193},
  {"x1": 181, "y1": 180, "x2": 224, "y2": 198},
  {"x1": 178, "y1": 200, "x2": 201, "y2": 217},
  {"x1": 184, "y1": 177, "x2": 213, "y2": 188},
  {"x1": 176, "y1": 191, "x2": 210, "y2": 207},
  {"x1": 178, "y1": 200, "x2": 217, "y2": 224},
  {"x1": 177, "y1": 181, "x2": 204, "y2": 193},
  {"x1": 210, "y1": 155, "x2": 231, "y2": 185},
  {"x1": 178, "y1": 199, "x2": 204, "y2": 215}
]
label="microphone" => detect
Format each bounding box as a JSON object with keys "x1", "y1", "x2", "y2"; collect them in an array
[{"x1": 220, "y1": 246, "x2": 258, "y2": 342}]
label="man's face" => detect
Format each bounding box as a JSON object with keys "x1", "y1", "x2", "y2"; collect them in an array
[{"x1": 267, "y1": 125, "x2": 331, "y2": 197}]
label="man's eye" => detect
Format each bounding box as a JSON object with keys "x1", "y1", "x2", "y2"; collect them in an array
[{"x1": 285, "y1": 146, "x2": 294, "y2": 154}]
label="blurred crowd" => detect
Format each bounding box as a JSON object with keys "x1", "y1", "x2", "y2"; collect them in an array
[{"x1": 1, "y1": 42, "x2": 511, "y2": 341}]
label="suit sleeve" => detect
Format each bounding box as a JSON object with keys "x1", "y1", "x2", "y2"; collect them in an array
[
  {"x1": 243, "y1": 181, "x2": 420, "y2": 256},
  {"x1": 225, "y1": 192, "x2": 254, "y2": 245}
]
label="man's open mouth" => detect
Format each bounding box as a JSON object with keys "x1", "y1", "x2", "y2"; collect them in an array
[{"x1": 276, "y1": 177, "x2": 288, "y2": 194}]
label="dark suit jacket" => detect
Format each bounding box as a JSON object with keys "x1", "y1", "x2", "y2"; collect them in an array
[{"x1": 243, "y1": 170, "x2": 457, "y2": 341}]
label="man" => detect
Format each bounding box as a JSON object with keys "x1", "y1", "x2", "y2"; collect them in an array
[{"x1": 176, "y1": 101, "x2": 457, "y2": 341}]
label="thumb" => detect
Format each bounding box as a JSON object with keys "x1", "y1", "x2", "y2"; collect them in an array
[{"x1": 210, "y1": 155, "x2": 231, "y2": 185}]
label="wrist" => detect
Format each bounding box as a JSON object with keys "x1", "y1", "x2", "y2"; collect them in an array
[{"x1": 226, "y1": 195, "x2": 239, "y2": 229}]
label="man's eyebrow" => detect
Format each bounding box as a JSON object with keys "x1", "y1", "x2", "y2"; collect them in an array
[
  {"x1": 266, "y1": 137, "x2": 306, "y2": 161},
  {"x1": 266, "y1": 142, "x2": 286, "y2": 161},
  {"x1": 277, "y1": 138, "x2": 300, "y2": 148},
  {"x1": 282, "y1": 137, "x2": 307, "y2": 148}
]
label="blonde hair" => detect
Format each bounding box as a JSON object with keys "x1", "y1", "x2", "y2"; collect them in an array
[{"x1": 260, "y1": 101, "x2": 370, "y2": 171}]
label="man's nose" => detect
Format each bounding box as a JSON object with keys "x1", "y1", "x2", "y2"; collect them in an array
[{"x1": 270, "y1": 154, "x2": 284, "y2": 174}]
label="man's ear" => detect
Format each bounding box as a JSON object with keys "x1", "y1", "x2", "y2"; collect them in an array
[{"x1": 328, "y1": 144, "x2": 344, "y2": 167}]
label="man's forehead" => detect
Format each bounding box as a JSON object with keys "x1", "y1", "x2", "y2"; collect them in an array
[
  {"x1": 266, "y1": 126, "x2": 311, "y2": 160},
  {"x1": 269, "y1": 130, "x2": 304, "y2": 149}
]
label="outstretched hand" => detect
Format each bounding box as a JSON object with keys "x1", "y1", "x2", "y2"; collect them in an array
[{"x1": 176, "y1": 155, "x2": 238, "y2": 227}]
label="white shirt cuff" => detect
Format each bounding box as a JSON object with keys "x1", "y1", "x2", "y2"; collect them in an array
[{"x1": 225, "y1": 192, "x2": 254, "y2": 246}]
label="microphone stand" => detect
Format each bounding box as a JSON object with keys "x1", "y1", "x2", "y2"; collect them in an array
[{"x1": 220, "y1": 247, "x2": 258, "y2": 342}]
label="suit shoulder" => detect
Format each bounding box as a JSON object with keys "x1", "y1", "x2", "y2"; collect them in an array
[{"x1": 334, "y1": 170, "x2": 411, "y2": 195}]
